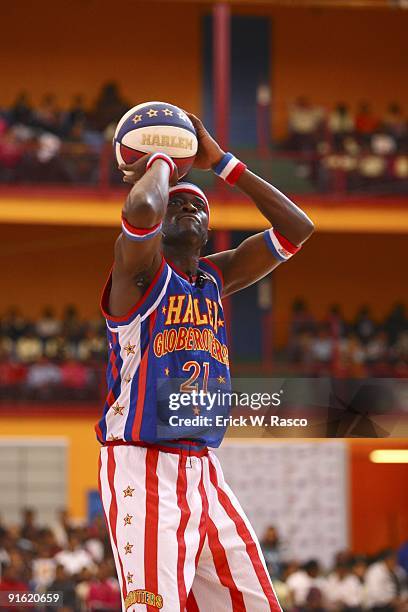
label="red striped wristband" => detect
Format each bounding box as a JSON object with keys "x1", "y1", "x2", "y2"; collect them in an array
[
  {"x1": 213, "y1": 152, "x2": 247, "y2": 185},
  {"x1": 146, "y1": 152, "x2": 176, "y2": 178}
]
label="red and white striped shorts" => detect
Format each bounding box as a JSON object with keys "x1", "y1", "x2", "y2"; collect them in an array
[{"x1": 98, "y1": 443, "x2": 281, "y2": 612}]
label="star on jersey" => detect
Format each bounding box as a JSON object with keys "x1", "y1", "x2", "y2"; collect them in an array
[
  {"x1": 127, "y1": 572, "x2": 133, "y2": 584},
  {"x1": 217, "y1": 376, "x2": 226, "y2": 384},
  {"x1": 124, "y1": 542, "x2": 133, "y2": 554},
  {"x1": 162, "y1": 108, "x2": 173, "y2": 116},
  {"x1": 112, "y1": 403, "x2": 125, "y2": 416},
  {"x1": 147, "y1": 108, "x2": 158, "y2": 118},
  {"x1": 123, "y1": 486, "x2": 135, "y2": 497},
  {"x1": 164, "y1": 368, "x2": 170, "y2": 376},
  {"x1": 132, "y1": 114, "x2": 142, "y2": 124},
  {"x1": 108, "y1": 434, "x2": 119, "y2": 441},
  {"x1": 124, "y1": 374, "x2": 132, "y2": 384},
  {"x1": 124, "y1": 343, "x2": 136, "y2": 356},
  {"x1": 124, "y1": 513, "x2": 133, "y2": 526},
  {"x1": 218, "y1": 320, "x2": 225, "y2": 327}
]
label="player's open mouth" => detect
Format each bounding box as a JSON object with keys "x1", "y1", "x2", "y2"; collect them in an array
[{"x1": 177, "y1": 214, "x2": 199, "y2": 222}]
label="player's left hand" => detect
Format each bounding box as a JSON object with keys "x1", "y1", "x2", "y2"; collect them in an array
[
  {"x1": 187, "y1": 113, "x2": 225, "y2": 171},
  {"x1": 119, "y1": 154, "x2": 179, "y2": 186}
]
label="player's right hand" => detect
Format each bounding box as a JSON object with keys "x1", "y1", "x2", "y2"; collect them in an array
[{"x1": 119, "y1": 154, "x2": 179, "y2": 186}]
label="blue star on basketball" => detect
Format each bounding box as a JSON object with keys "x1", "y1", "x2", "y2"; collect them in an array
[{"x1": 114, "y1": 101, "x2": 198, "y2": 178}]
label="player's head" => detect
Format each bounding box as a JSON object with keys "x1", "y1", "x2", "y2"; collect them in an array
[{"x1": 162, "y1": 182, "x2": 210, "y2": 251}]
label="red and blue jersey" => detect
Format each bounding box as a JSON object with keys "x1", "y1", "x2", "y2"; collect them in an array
[{"x1": 95, "y1": 257, "x2": 231, "y2": 449}]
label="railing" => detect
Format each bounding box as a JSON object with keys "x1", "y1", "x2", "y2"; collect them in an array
[{"x1": 1, "y1": 141, "x2": 407, "y2": 198}]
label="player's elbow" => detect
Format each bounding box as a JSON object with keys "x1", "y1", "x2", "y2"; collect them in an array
[
  {"x1": 297, "y1": 215, "x2": 315, "y2": 244},
  {"x1": 122, "y1": 195, "x2": 161, "y2": 228}
]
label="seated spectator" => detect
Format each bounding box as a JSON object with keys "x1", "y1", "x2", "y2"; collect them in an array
[
  {"x1": 0, "y1": 563, "x2": 30, "y2": 612},
  {"x1": 354, "y1": 306, "x2": 376, "y2": 344},
  {"x1": 326, "y1": 560, "x2": 365, "y2": 610},
  {"x1": 382, "y1": 103, "x2": 407, "y2": 149},
  {"x1": 364, "y1": 549, "x2": 405, "y2": 611},
  {"x1": 20, "y1": 508, "x2": 40, "y2": 542},
  {"x1": 355, "y1": 102, "x2": 379, "y2": 144},
  {"x1": 1, "y1": 307, "x2": 30, "y2": 342},
  {"x1": 59, "y1": 359, "x2": 89, "y2": 400},
  {"x1": 86, "y1": 559, "x2": 121, "y2": 611},
  {"x1": 46, "y1": 564, "x2": 77, "y2": 612},
  {"x1": 35, "y1": 307, "x2": 61, "y2": 343},
  {"x1": 31, "y1": 541, "x2": 57, "y2": 591},
  {"x1": 310, "y1": 324, "x2": 333, "y2": 371},
  {"x1": 261, "y1": 525, "x2": 285, "y2": 580},
  {"x1": 62, "y1": 94, "x2": 87, "y2": 137},
  {"x1": 286, "y1": 559, "x2": 327, "y2": 606},
  {"x1": 54, "y1": 531, "x2": 95, "y2": 577},
  {"x1": 384, "y1": 303, "x2": 406, "y2": 345},
  {"x1": 9, "y1": 92, "x2": 33, "y2": 127},
  {"x1": 300, "y1": 586, "x2": 326, "y2": 612},
  {"x1": 328, "y1": 103, "x2": 355, "y2": 151},
  {"x1": 26, "y1": 357, "x2": 61, "y2": 400},
  {"x1": 90, "y1": 81, "x2": 129, "y2": 132},
  {"x1": 288, "y1": 97, "x2": 324, "y2": 152},
  {"x1": 33, "y1": 93, "x2": 61, "y2": 134}
]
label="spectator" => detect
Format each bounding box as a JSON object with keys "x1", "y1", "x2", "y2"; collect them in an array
[
  {"x1": 364, "y1": 549, "x2": 405, "y2": 611},
  {"x1": 34, "y1": 93, "x2": 61, "y2": 134},
  {"x1": 59, "y1": 359, "x2": 89, "y2": 400},
  {"x1": 31, "y1": 542, "x2": 57, "y2": 590},
  {"x1": 62, "y1": 94, "x2": 87, "y2": 136},
  {"x1": 328, "y1": 103, "x2": 355, "y2": 151},
  {"x1": 326, "y1": 560, "x2": 365, "y2": 610},
  {"x1": 286, "y1": 559, "x2": 327, "y2": 606},
  {"x1": 50, "y1": 509, "x2": 71, "y2": 549},
  {"x1": 9, "y1": 92, "x2": 33, "y2": 126},
  {"x1": 46, "y1": 564, "x2": 77, "y2": 612},
  {"x1": 398, "y1": 539, "x2": 408, "y2": 575},
  {"x1": 382, "y1": 103, "x2": 407, "y2": 149},
  {"x1": 20, "y1": 508, "x2": 40, "y2": 542},
  {"x1": 288, "y1": 97, "x2": 324, "y2": 152},
  {"x1": 354, "y1": 306, "x2": 376, "y2": 344},
  {"x1": 54, "y1": 532, "x2": 95, "y2": 577},
  {"x1": 355, "y1": 103, "x2": 379, "y2": 144},
  {"x1": 261, "y1": 525, "x2": 284, "y2": 580},
  {"x1": 1, "y1": 307, "x2": 30, "y2": 342},
  {"x1": 26, "y1": 357, "x2": 61, "y2": 400},
  {"x1": 86, "y1": 559, "x2": 121, "y2": 611},
  {"x1": 91, "y1": 81, "x2": 129, "y2": 132},
  {"x1": 0, "y1": 563, "x2": 30, "y2": 612},
  {"x1": 384, "y1": 303, "x2": 407, "y2": 345},
  {"x1": 35, "y1": 307, "x2": 61, "y2": 343},
  {"x1": 310, "y1": 324, "x2": 333, "y2": 370}
]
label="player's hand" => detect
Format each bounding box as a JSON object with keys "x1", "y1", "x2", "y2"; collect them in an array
[
  {"x1": 119, "y1": 154, "x2": 179, "y2": 186},
  {"x1": 187, "y1": 113, "x2": 225, "y2": 171}
]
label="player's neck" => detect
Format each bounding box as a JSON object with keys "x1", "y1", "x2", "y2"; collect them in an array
[{"x1": 164, "y1": 245, "x2": 200, "y2": 278}]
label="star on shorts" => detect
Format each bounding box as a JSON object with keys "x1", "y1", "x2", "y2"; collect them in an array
[
  {"x1": 123, "y1": 485, "x2": 135, "y2": 497},
  {"x1": 127, "y1": 572, "x2": 133, "y2": 584},
  {"x1": 147, "y1": 108, "x2": 158, "y2": 118},
  {"x1": 124, "y1": 513, "x2": 133, "y2": 526},
  {"x1": 124, "y1": 542, "x2": 133, "y2": 554},
  {"x1": 112, "y1": 403, "x2": 125, "y2": 416}
]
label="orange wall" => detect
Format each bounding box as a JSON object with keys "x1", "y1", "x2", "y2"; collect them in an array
[
  {"x1": 350, "y1": 439, "x2": 408, "y2": 553},
  {"x1": 0, "y1": 1, "x2": 202, "y2": 113},
  {"x1": 1, "y1": 226, "x2": 405, "y2": 340},
  {"x1": 1, "y1": 3, "x2": 408, "y2": 137}
]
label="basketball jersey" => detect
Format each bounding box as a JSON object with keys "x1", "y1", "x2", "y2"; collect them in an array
[{"x1": 95, "y1": 257, "x2": 231, "y2": 449}]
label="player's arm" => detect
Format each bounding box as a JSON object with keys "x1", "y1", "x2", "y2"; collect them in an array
[
  {"x1": 188, "y1": 114, "x2": 314, "y2": 297},
  {"x1": 109, "y1": 153, "x2": 177, "y2": 317}
]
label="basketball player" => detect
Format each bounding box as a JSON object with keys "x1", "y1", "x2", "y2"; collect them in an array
[{"x1": 97, "y1": 113, "x2": 314, "y2": 611}]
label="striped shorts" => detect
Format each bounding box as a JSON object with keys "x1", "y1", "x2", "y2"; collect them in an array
[{"x1": 98, "y1": 443, "x2": 281, "y2": 612}]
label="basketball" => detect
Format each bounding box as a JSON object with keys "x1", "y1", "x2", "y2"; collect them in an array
[{"x1": 113, "y1": 101, "x2": 198, "y2": 178}]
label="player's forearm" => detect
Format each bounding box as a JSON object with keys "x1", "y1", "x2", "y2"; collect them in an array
[
  {"x1": 122, "y1": 161, "x2": 170, "y2": 227},
  {"x1": 236, "y1": 169, "x2": 314, "y2": 245}
]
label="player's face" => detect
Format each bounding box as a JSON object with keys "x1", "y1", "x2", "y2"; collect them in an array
[{"x1": 162, "y1": 192, "x2": 209, "y2": 248}]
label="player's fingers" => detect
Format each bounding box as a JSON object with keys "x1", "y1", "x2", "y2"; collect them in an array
[{"x1": 122, "y1": 175, "x2": 136, "y2": 184}]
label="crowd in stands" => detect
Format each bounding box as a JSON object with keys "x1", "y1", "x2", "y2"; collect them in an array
[
  {"x1": 286, "y1": 98, "x2": 408, "y2": 192},
  {"x1": 0, "y1": 508, "x2": 120, "y2": 611},
  {"x1": 0, "y1": 509, "x2": 407, "y2": 611},
  {"x1": 260, "y1": 525, "x2": 408, "y2": 611},
  {"x1": 0, "y1": 301, "x2": 406, "y2": 403},
  {"x1": 286, "y1": 301, "x2": 408, "y2": 378},
  {"x1": 0, "y1": 84, "x2": 407, "y2": 192},
  {"x1": 0, "y1": 306, "x2": 106, "y2": 402}
]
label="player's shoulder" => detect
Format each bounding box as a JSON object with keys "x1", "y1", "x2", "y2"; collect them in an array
[{"x1": 199, "y1": 256, "x2": 224, "y2": 294}]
